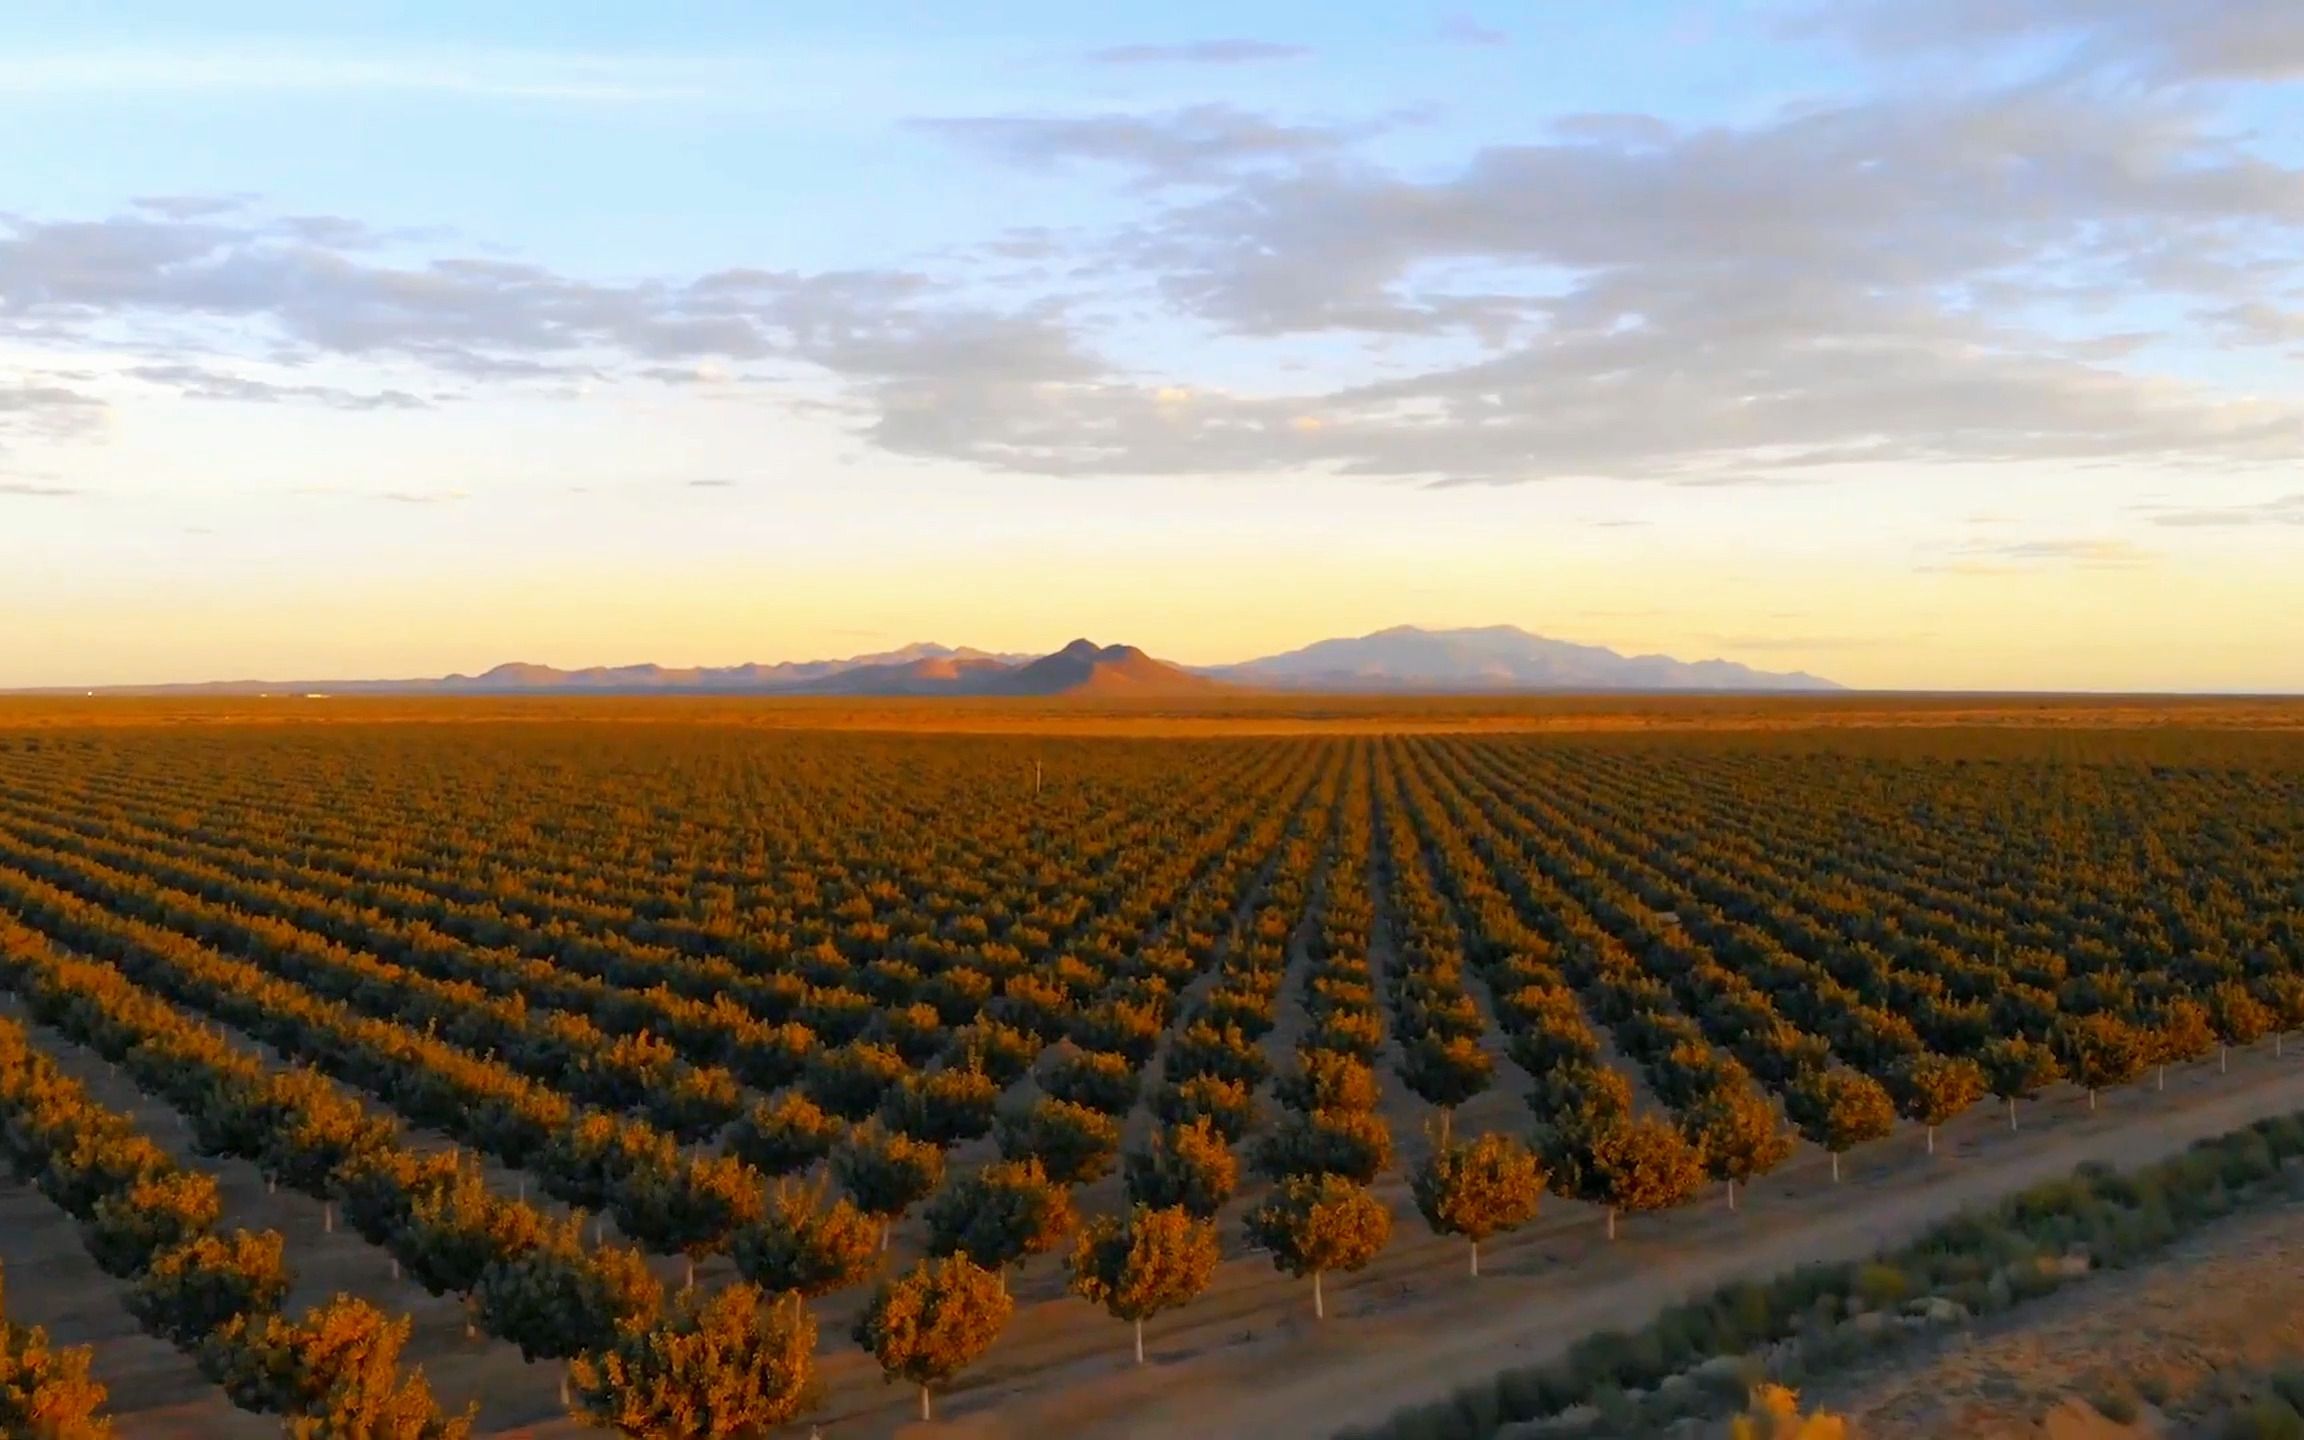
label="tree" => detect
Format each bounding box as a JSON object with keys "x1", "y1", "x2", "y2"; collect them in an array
[
  {"x1": 1252, "y1": 1107, "x2": 1393, "y2": 1185},
  {"x1": 1242, "y1": 1174, "x2": 1391, "y2": 1320},
  {"x1": 83, "y1": 1170, "x2": 221, "y2": 1279},
  {"x1": 2057, "y1": 1013, "x2": 2148, "y2": 1109},
  {"x1": 254, "y1": 1085, "x2": 395, "y2": 1234},
  {"x1": 878, "y1": 1066, "x2": 1000, "y2": 1145},
  {"x1": 801, "y1": 1043, "x2": 912, "y2": 1122},
  {"x1": 1409, "y1": 1133, "x2": 1543, "y2": 1277},
  {"x1": 1525, "y1": 1060, "x2": 1632, "y2": 1132},
  {"x1": 923, "y1": 1160, "x2": 1075, "y2": 1284},
  {"x1": 607, "y1": 1154, "x2": 765, "y2": 1291},
  {"x1": 209, "y1": 1294, "x2": 474, "y2": 1437},
  {"x1": 1274, "y1": 1049, "x2": 1380, "y2": 1114},
  {"x1": 402, "y1": 1172, "x2": 549, "y2": 1307},
  {"x1": 1395, "y1": 1032, "x2": 1493, "y2": 1146},
  {"x1": 0, "y1": 1265, "x2": 112, "y2": 1439},
  {"x1": 993, "y1": 1098, "x2": 1121, "y2": 1186},
  {"x1": 1541, "y1": 1114, "x2": 1703, "y2": 1237},
  {"x1": 1122, "y1": 1117, "x2": 1238, "y2": 1220},
  {"x1": 1784, "y1": 1069, "x2": 1896, "y2": 1182},
  {"x1": 126, "y1": 1230, "x2": 292, "y2": 1349},
  {"x1": 940, "y1": 1021, "x2": 1041, "y2": 1087},
  {"x1": 830, "y1": 1123, "x2": 945, "y2": 1248},
  {"x1": 725, "y1": 1092, "x2": 843, "y2": 1178},
  {"x1": 1978, "y1": 1036, "x2": 2061, "y2": 1130},
  {"x1": 1038, "y1": 1048, "x2": 1141, "y2": 1116},
  {"x1": 1678, "y1": 1082, "x2": 1792, "y2": 1210},
  {"x1": 571, "y1": 1281, "x2": 816, "y2": 1437},
  {"x1": 1066, "y1": 1206, "x2": 1220, "y2": 1364},
  {"x1": 473, "y1": 1222, "x2": 663, "y2": 1374},
  {"x1": 2252, "y1": 974, "x2": 2304, "y2": 1058},
  {"x1": 1884, "y1": 1053, "x2": 1985, "y2": 1155},
  {"x1": 2144, "y1": 998, "x2": 2215, "y2": 1090},
  {"x1": 1150, "y1": 1074, "x2": 1259, "y2": 1143},
  {"x1": 729, "y1": 1180, "x2": 881, "y2": 1300},
  {"x1": 33, "y1": 1130, "x2": 170, "y2": 1223},
  {"x1": 2207, "y1": 981, "x2": 2273, "y2": 1072},
  {"x1": 853, "y1": 1255, "x2": 1013, "y2": 1423}
]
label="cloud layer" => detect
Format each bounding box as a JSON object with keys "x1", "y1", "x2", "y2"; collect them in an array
[{"x1": 5, "y1": 8, "x2": 2303, "y2": 493}]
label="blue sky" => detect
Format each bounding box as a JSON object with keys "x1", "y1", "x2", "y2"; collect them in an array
[{"x1": 4, "y1": 1, "x2": 2302, "y2": 689}]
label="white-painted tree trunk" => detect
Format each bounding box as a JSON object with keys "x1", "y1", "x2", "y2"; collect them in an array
[{"x1": 1313, "y1": 1270, "x2": 1325, "y2": 1319}]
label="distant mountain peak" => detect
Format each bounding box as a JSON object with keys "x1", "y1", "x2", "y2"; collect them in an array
[{"x1": 1205, "y1": 625, "x2": 1842, "y2": 693}]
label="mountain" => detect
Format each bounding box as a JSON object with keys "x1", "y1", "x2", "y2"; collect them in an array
[
  {"x1": 27, "y1": 627, "x2": 1843, "y2": 697},
  {"x1": 52, "y1": 640, "x2": 1216, "y2": 698},
  {"x1": 437, "y1": 643, "x2": 1032, "y2": 693},
  {"x1": 997, "y1": 640, "x2": 1225, "y2": 696},
  {"x1": 1203, "y1": 625, "x2": 1842, "y2": 692}
]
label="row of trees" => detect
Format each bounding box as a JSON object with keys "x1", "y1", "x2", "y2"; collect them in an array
[{"x1": 0, "y1": 1010, "x2": 469, "y2": 1435}]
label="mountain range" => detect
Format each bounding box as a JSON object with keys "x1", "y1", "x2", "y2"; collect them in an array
[{"x1": 38, "y1": 628, "x2": 1842, "y2": 696}]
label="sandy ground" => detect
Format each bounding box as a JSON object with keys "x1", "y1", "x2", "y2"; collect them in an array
[
  {"x1": 14, "y1": 1004, "x2": 2304, "y2": 1439},
  {"x1": 1812, "y1": 1200, "x2": 2304, "y2": 1438}
]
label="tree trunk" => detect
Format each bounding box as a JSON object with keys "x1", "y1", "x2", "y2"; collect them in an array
[
  {"x1": 685, "y1": 1255, "x2": 695, "y2": 1291},
  {"x1": 2157, "y1": 1064, "x2": 2166, "y2": 1092},
  {"x1": 1606, "y1": 1207, "x2": 1617, "y2": 1241},
  {"x1": 920, "y1": 1384, "x2": 932, "y2": 1422},
  {"x1": 324, "y1": 1201, "x2": 335, "y2": 1233},
  {"x1": 390, "y1": 1255, "x2": 400, "y2": 1282},
  {"x1": 1134, "y1": 1317, "x2": 1145, "y2": 1364},
  {"x1": 1831, "y1": 1151, "x2": 1841, "y2": 1183},
  {"x1": 2088, "y1": 1088, "x2": 2097, "y2": 1112},
  {"x1": 881, "y1": 1227, "x2": 891, "y2": 1253},
  {"x1": 1438, "y1": 1108, "x2": 1452, "y2": 1148},
  {"x1": 1727, "y1": 1178, "x2": 1737, "y2": 1212},
  {"x1": 2221, "y1": 1045, "x2": 2229, "y2": 1075},
  {"x1": 1313, "y1": 1270, "x2": 1325, "y2": 1320},
  {"x1": 560, "y1": 1372, "x2": 570, "y2": 1410},
  {"x1": 2009, "y1": 1096, "x2": 2019, "y2": 1131},
  {"x1": 267, "y1": 1175, "x2": 277, "y2": 1195},
  {"x1": 593, "y1": 1216, "x2": 603, "y2": 1246},
  {"x1": 1926, "y1": 1125, "x2": 1936, "y2": 1157}
]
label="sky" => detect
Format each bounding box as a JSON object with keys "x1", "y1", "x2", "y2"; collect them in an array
[{"x1": 3, "y1": 1, "x2": 2301, "y2": 692}]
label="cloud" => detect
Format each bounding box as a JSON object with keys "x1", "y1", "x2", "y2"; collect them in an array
[
  {"x1": 131, "y1": 193, "x2": 257, "y2": 220},
  {"x1": 685, "y1": 478, "x2": 738, "y2": 488},
  {"x1": 1814, "y1": 0, "x2": 2304, "y2": 83},
  {"x1": 2138, "y1": 493, "x2": 2304, "y2": 527},
  {"x1": 1438, "y1": 16, "x2": 1510, "y2": 48},
  {"x1": 1922, "y1": 537, "x2": 2160, "y2": 573},
  {"x1": 123, "y1": 363, "x2": 429, "y2": 411},
  {"x1": 911, "y1": 104, "x2": 1365, "y2": 187},
  {"x1": 10, "y1": 51, "x2": 2304, "y2": 494},
  {"x1": 1084, "y1": 40, "x2": 1312, "y2": 66},
  {"x1": 0, "y1": 480, "x2": 81, "y2": 496},
  {"x1": 0, "y1": 380, "x2": 107, "y2": 442}
]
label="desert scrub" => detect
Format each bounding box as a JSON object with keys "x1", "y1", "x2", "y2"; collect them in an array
[{"x1": 1343, "y1": 1111, "x2": 2304, "y2": 1440}]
